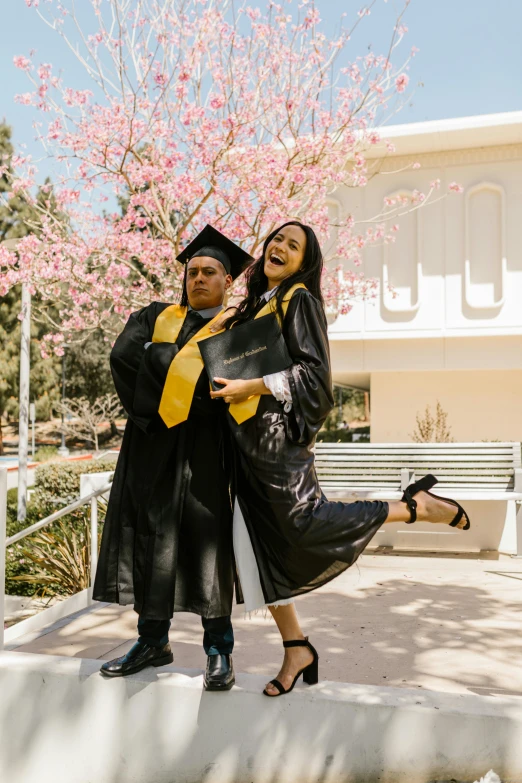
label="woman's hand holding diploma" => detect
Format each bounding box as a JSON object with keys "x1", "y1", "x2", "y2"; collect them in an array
[{"x1": 210, "y1": 377, "x2": 269, "y2": 404}]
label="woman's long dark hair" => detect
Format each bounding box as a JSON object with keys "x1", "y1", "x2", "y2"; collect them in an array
[{"x1": 225, "y1": 221, "x2": 324, "y2": 328}]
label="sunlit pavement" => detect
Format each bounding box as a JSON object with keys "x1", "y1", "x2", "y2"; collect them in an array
[{"x1": 8, "y1": 551, "x2": 522, "y2": 698}]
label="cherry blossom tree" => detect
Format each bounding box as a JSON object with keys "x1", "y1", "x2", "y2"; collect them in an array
[{"x1": 0, "y1": 0, "x2": 461, "y2": 349}]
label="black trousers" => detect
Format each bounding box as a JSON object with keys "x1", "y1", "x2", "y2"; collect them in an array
[{"x1": 137, "y1": 615, "x2": 234, "y2": 655}]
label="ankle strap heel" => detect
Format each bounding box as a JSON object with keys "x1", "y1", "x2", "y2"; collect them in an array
[
  {"x1": 263, "y1": 637, "x2": 319, "y2": 696},
  {"x1": 401, "y1": 474, "x2": 438, "y2": 523},
  {"x1": 401, "y1": 473, "x2": 471, "y2": 530},
  {"x1": 282, "y1": 637, "x2": 315, "y2": 651}
]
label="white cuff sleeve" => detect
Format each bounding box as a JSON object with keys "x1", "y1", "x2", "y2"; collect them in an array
[
  {"x1": 263, "y1": 370, "x2": 293, "y2": 411},
  {"x1": 144, "y1": 342, "x2": 152, "y2": 349}
]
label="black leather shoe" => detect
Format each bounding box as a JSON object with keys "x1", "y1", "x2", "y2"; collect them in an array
[
  {"x1": 203, "y1": 653, "x2": 235, "y2": 691},
  {"x1": 100, "y1": 640, "x2": 173, "y2": 677}
]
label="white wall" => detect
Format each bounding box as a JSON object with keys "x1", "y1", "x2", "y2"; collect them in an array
[
  {"x1": 325, "y1": 118, "x2": 522, "y2": 445},
  {"x1": 370, "y1": 369, "x2": 522, "y2": 443},
  {"x1": 328, "y1": 141, "x2": 522, "y2": 343}
]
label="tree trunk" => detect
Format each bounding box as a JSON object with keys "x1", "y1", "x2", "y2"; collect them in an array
[{"x1": 364, "y1": 392, "x2": 370, "y2": 421}]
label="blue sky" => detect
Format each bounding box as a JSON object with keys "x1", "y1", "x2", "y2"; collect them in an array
[{"x1": 1, "y1": 0, "x2": 521, "y2": 181}]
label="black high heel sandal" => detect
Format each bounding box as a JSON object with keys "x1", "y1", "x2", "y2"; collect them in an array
[
  {"x1": 263, "y1": 637, "x2": 319, "y2": 697},
  {"x1": 402, "y1": 474, "x2": 470, "y2": 530}
]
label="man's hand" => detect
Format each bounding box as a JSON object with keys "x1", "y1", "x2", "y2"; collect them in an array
[{"x1": 210, "y1": 377, "x2": 267, "y2": 404}]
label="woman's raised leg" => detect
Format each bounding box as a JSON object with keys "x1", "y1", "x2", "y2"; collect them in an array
[{"x1": 263, "y1": 485, "x2": 468, "y2": 695}]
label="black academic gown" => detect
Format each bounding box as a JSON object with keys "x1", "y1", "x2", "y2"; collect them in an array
[
  {"x1": 93, "y1": 303, "x2": 234, "y2": 621},
  {"x1": 229, "y1": 289, "x2": 389, "y2": 606}
]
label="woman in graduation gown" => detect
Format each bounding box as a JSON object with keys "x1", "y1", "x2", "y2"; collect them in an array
[{"x1": 211, "y1": 221, "x2": 471, "y2": 696}]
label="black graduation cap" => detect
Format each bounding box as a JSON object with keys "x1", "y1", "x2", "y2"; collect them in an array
[{"x1": 176, "y1": 224, "x2": 254, "y2": 281}]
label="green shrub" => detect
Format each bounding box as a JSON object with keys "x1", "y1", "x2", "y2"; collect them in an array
[
  {"x1": 10, "y1": 522, "x2": 96, "y2": 597},
  {"x1": 6, "y1": 488, "x2": 51, "y2": 597},
  {"x1": 34, "y1": 456, "x2": 117, "y2": 501},
  {"x1": 5, "y1": 456, "x2": 117, "y2": 596},
  {"x1": 35, "y1": 392, "x2": 53, "y2": 422},
  {"x1": 34, "y1": 456, "x2": 117, "y2": 506},
  {"x1": 34, "y1": 445, "x2": 58, "y2": 463}
]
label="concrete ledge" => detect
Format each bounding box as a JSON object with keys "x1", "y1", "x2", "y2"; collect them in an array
[
  {"x1": 4, "y1": 589, "x2": 93, "y2": 643},
  {"x1": 1, "y1": 652, "x2": 522, "y2": 783}
]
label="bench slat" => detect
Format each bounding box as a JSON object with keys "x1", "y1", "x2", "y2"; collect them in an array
[
  {"x1": 315, "y1": 448, "x2": 520, "y2": 455},
  {"x1": 315, "y1": 460, "x2": 513, "y2": 476},
  {"x1": 313, "y1": 443, "x2": 521, "y2": 498},
  {"x1": 315, "y1": 448, "x2": 517, "y2": 456},
  {"x1": 319, "y1": 479, "x2": 513, "y2": 486},
  {"x1": 316, "y1": 470, "x2": 514, "y2": 478},
  {"x1": 315, "y1": 444, "x2": 518, "y2": 451},
  {"x1": 314, "y1": 452, "x2": 516, "y2": 460},
  {"x1": 315, "y1": 461, "x2": 516, "y2": 470},
  {"x1": 321, "y1": 483, "x2": 520, "y2": 490}
]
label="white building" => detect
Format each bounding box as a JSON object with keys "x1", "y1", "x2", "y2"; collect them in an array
[{"x1": 329, "y1": 111, "x2": 522, "y2": 443}]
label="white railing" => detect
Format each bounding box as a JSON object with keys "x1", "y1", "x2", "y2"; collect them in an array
[{"x1": 0, "y1": 467, "x2": 112, "y2": 650}]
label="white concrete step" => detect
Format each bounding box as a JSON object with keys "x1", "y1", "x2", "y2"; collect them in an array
[{"x1": 1, "y1": 650, "x2": 521, "y2": 783}]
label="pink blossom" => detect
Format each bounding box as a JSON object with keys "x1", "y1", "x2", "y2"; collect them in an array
[
  {"x1": 56, "y1": 189, "x2": 80, "y2": 205},
  {"x1": 395, "y1": 74, "x2": 409, "y2": 93},
  {"x1": 13, "y1": 55, "x2": 31, "y2": 71},
  {"x1": 246, "y1": 7, "x2": 261, "y2": 21},
  {"x1": 64, "y1": 88, "x2": 93, "y2": 106},
  {"x1": 47, "y1": 119, "x2": 62, "y2": 140},
  {"x1": 449, "y1": 181, "x2": 464, "y2": 194},
  {"x1": 15, "y1": 93, "x2": 33, "y2": 105},
  {"x1": 38, "y1": 63, "x2": 52, "y2": 80},
  {"x1": 304, "y1": 8, "x2": 321, "y2": 28}
]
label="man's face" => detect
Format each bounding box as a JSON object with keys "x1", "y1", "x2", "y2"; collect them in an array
[{"x1": 186, "y1": 256, "x2": 232, "y2": 310}]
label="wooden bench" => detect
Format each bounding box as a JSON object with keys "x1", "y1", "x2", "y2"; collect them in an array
[{"x1": 314, "y1": 442, "x2": 522, "y2": 554}]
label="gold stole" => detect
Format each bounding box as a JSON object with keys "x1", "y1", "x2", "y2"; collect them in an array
[
  {"x1": 154, "y1": 283, "x2": 306, "y2": 428},
  {"x1": 154, "y1": 306, "x2": 225, "y2": 429}
]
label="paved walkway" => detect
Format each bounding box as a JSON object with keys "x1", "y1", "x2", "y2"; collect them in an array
[{"x1": 9, "y1": 552, "x2": 522, "y2": 698}]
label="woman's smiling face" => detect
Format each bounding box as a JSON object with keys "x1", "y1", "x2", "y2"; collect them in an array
[{"x1": 264, "y1": 224, "x2": 307, "y2": 289}]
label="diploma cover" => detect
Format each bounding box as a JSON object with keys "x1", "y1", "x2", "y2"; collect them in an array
[{"x1": 198, "y1": 313, "x2": 292, "y2": 391}]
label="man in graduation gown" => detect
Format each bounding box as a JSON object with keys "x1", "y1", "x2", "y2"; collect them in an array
[{"x1": 93, "y1": 225, "x2": 252, "y2": 689}]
